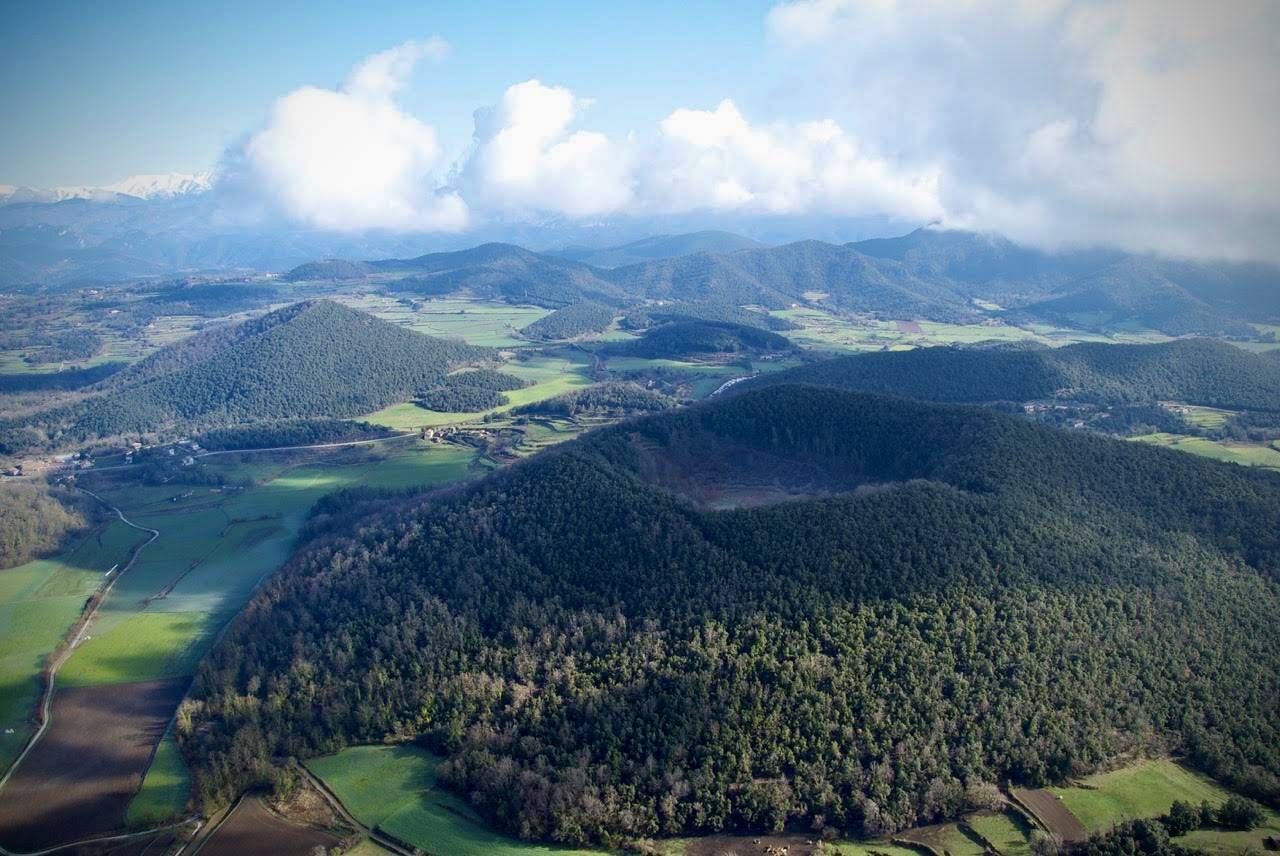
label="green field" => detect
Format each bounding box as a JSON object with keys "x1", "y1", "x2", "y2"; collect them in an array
[
  {"x1": 0, "y1": 519, "x2": 148, "y2": 769},
  {"x1": 307, "y1": 744, "x2": 601, "y2": 856},
  {"x1": 1131, "y1": 433, "x2": 1280, "y2": 470},
  {"x1": 769, "y1": 307, "x2": 1168, "y2": 354},
  {"x1": 1046, "y1": 759, "x2": 1280, "y2": 853},
  {"x1": 965, "y1": 812, "x2": 1033, "y2": 856},
  {"x1": 1049, "y1": 760, "x2": 1232, "y2": 832},
  {"x1": 339, "y1": 295, "x2": 550, "y2": 347},
  {"x1": 127, "y1": 730, "x2": 191, "y2": 825},
  {"x1": 364, "y1": 351, "x2": 595, "y2": 430},
  {"x1": 1169, "y1": 404, "x2": 1235, "y2": 429}
]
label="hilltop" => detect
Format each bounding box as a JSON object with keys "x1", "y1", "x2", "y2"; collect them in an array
[
  {"x1": 50, "y1": 301, "x2": 483, "y2": 441},
  {"x1": 185, "y1": 385, "x2": 1280, "y2": 846},
  {"x1": 750, "y1": 338, "x2": 1280, "y2": 411}
]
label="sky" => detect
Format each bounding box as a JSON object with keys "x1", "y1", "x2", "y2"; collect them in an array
[{"x1": 3, "y1": 0, "x2": 1279, "y2": 262}]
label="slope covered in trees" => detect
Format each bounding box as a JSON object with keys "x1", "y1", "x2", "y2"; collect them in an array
[
  {"x1": 607, "y1": 240, "x2": 980, "y2": 321},
  {"x1": 610, "y1": 320, "x2": 793, "y2": 359},
  {"x1": 183, "y1": 386, "x2": 1280, "y2": 848},
  {"x1": 752, "y1": 338, "x2": 1280, "y2": 411},
  {"x1": 620, "y1": 301, "x2": 795, "y2": 332},
  {"x1": 380, "y1": 244, "x2": 626, "y2": 307},
  {"x1": 0, "y1": 482, "x2": 93, "y2": 570},
  {"x1": 69, "y1": 300, "x2": 484, "y2": 437},
  {"x1": 519, "y1": 301, "x2": 617, "y2": 341},
  {"x1": 548, "y1": 231, "x2": 764, "y2": 268}
]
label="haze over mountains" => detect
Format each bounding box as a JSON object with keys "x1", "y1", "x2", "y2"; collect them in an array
[{"x1": 274, "y1": 229, "x2": 1278, "y2": 337}]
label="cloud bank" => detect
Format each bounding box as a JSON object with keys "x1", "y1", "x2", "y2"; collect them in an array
[
  {"x1": 767, "y1": 0, "x2": 1280, "y2": 261},
  {"x1": 236, "y1": 5, "x2": 1280, "y2": 263}
]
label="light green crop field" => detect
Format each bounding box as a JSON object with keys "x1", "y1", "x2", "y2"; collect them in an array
[
  {"x1": 897, "y1": 822, "x2": 987, "y2": 856},
  {"x1": 307, "y1": 744, "x2": 601, "y2": 856},
  {"x1": 1177, "y1": 822, "x2": 1280, "y2": 856},
  {"x1": 365, "y1": 352, "x2": 595, "y2": 430},
  {"x1": 1131, "y1": 433, "x2": 1280, "y2": 470},
  {"x1": 1169, "y1": 404, "x2": 1235, "y2": 429},
  {"x1": 1049, "y1": 760, "x2": 1231, "y2": 832},
  {"x1": 0, "y1": 520, "x2": 148, "y2": 770},
  {"x1": 966, "y1": 812, "x2": 1034, "y2": 856},
  {"x1": 770, "y1": 307, "x2": 1169, "y2": 354},
  {"x1": 127, "y1": 729, "x2": 191, "y2": 825},
  {"x1": 339, "y1": 295, "x2": 550, "y2": 347},
  {"x1": 823, "y1": 842, "x2": 926, "y2": 856}
]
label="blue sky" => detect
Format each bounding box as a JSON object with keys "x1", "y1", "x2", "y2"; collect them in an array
[
  {"x1": 2, "y1": 1, "x2": 1276, "y2": 263},
  {"x1": 1, "y1": 0, "x2": 779, "y2": 187}
]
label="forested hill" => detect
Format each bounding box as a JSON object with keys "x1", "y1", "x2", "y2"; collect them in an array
[
  {"x1": 379, "y1": 243, "x2": 627, "y2": 307},
  {"x1": 70, "y1": 300, "x2": 484, "y2": 437},
  {"x1": 752, "y1": 338, "x2": 1280, "y2": 410},
  {"x1": 607, "y1": 240, "x2": 981, "y2": 321},
  {"x1": 185, "y1": 385, "x2": 1280, "y2": 848}
]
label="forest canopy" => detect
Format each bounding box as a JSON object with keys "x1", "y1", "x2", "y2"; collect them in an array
[{"x1": 183, "y1": 385, "x2": 1280, "y2": 848}]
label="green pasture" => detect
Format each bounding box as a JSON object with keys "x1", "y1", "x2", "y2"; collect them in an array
[
  {"x1": 307, "y1": 744, "x2": 601, "y2": 856},
  {"x1": 1049, "y1": 760, "x2": 1231, "y2": 832},
  {"x1": 0, "y1": 520, "x2": 148, "y2": 769},
  {"x1": 1131, "y1": 433, "x2": 1280, "y2": 470},
  {"x1": 966, "y1": 811, "x2": 1033, "y2": 856},
  {"x1": 340, "y1": 295, "x2": 550, "y2": 347},
  {"x1": 127, "y1": 729, "x2": 192, "y2": 825},
  {"x1": 365, "y1": 351, "x2": 594, "y2": 430}
]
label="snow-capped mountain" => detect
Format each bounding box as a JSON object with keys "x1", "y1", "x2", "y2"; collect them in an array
[{"x1": 0, "y1": 172, "x2": 212, "y2": 205}]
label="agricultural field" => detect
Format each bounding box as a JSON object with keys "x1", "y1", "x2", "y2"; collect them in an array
[
  {"x1": 895, "y1": 820, "x2": 987, "y2": 856},
  {"x1": 339, "y1": 295, "x2": 550, "y2": 347},
  {"x1": 307, "y1": 744, "x2": 601, "y2": 856},
  {"x1": 0, "y1": 677, "x2": 187, "y2": 851},
  {"x1": 199, "y1": 795, "x2": 339, "y2": 856},
  {"x1": 0, "y1": 437, "x2": 483, "y2": 848},
  {"x1": 0, "y1": 519, "x2": 149, "y2": 770},
  {"x1": 1050, "y1": 759, "x2": 1236, "y2": 832},
  {"x1": 1048, "y1": 759, "x2": 1280, "y2": 854},
  {"x1": 126, "y1": 730, "x2": 191, "y2": 825},
  {"x1": 1130, "y1": 433, "x2": 1280, "y2": 470},
  {"x1": 364, "y1": 350, "x2": 596, "y2": 430},
  {"x1": 965, "y1": 811, "x2": 1033, "y2": 856},
  {"x1": 769, "y1": 306, "x2": 1169, "y2": 354}
]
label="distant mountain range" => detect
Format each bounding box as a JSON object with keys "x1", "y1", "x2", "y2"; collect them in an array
[
  {"x1": 286, "y1": 230, "x2": 1276, "y2": 336},
  {"x1": 545, "y1": 230, "x2": 764, "y2": 268},
  {"x1": 0, "y1": 178, "x2": 1276, "y2": 337},
  {"x1": 751, "y1": 338, "x2": 1280, "y2": 411},
  {"x1": 0, "y1": 172, "x2": 212, "y2": 206}
]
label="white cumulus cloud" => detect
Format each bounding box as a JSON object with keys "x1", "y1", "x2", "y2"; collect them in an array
[
  {"x1": 644, "y1": 99, "x2": 942, "y2": 220},
  {"x1": 464, "y1": 79, "x2": 633, "y2": 218},
  {"x1": 244, "y1": 38, "x2": 467, "y2": 233}
]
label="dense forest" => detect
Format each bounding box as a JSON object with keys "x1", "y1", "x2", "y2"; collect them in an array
[
  {"x1": 620, "y1": 301, "x2": 795, "y2": 332},
  {"x1": 513, "y1": 382, "x2": 676, "y2": 417},
  {"x1": 611, "y1": 320, "x2": 792, "y2": 359},
  {"x1": 752, "y1": 338, "x2": 1280, "y2": 411},
  {"x1": 193, "y1": 419, "x2": 392, "y2": 451},
  {"x1": 0, "y1": 301, "x2": 485, "y2": 451},
  {"x1": 0, "y1": 481, "x2": 94, "y2": 570},
  {"x1": 520, "y1": 302, "x2": 617, "y2": 341},
  {"x1": 416, "y1": 369, "x2": 529, "y2": 412},
  {"x1": 182, "y1": 386, "x2": 1280, "y2": 848}
]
